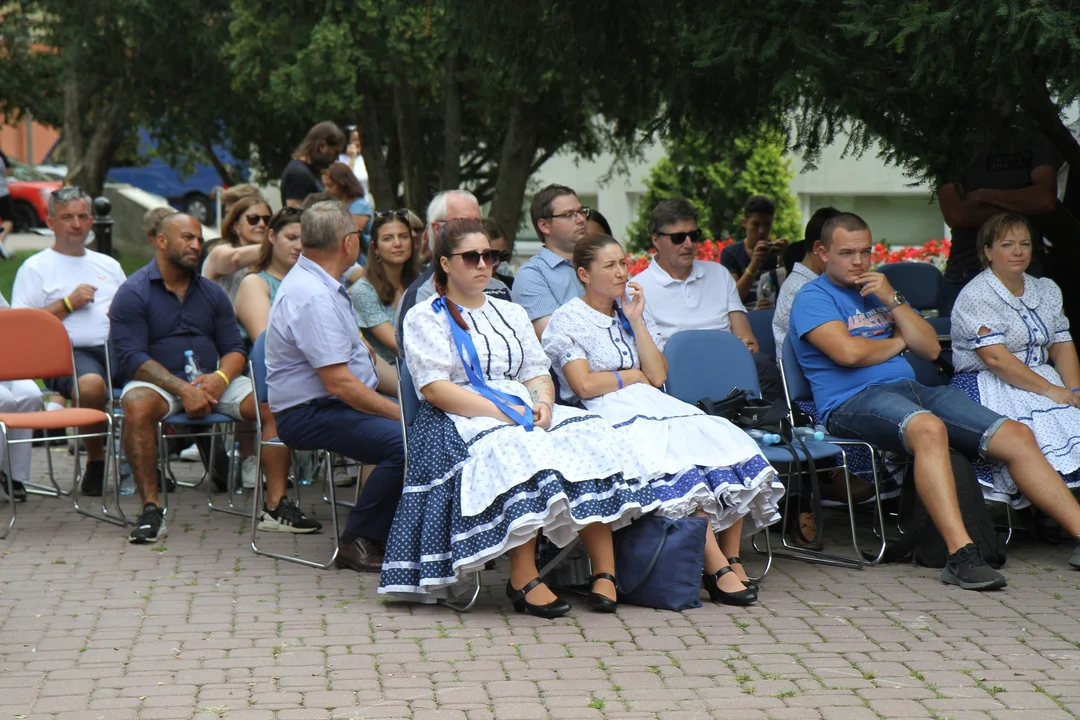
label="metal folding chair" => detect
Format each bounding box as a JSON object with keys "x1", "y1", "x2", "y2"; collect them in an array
[
  {"x1": 662, "y1": 329, "x2": 852, "y2": 576},
  {"x1": 248, "y1": 333, "x2": 340, "y2": 569},
  {"x1": 0, "y1": 309, "x2": 114, "y2": 538}
]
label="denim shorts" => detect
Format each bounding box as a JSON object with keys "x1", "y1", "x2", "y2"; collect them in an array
[{"x1": 826, "y1": 380, "x2": 1008, "y2": 458}]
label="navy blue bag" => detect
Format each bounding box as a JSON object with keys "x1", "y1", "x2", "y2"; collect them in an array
[{"x1": 613, "y1": 514, "x2": 707, "y2": 611}]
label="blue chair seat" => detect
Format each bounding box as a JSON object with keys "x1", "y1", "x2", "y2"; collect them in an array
[{"x1": 163, "y1": 412, "x2": 235, "y2": 425}]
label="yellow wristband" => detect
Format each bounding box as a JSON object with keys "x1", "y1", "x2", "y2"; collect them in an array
[
  {"x1": 62, "y1": 296, "x2": 74, "y2": 313},
  {"x1": 213, "y1": 370, "x2": 230, "y2": 385}
]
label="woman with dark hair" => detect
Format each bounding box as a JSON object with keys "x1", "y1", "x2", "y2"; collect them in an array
[
  {"x1": 349, "y1": 211, "x2": 420, "y2": 362},
  {"x1": 542, "y1": 234, "x2": 784, "y2": 605},
  {"x1": 234, "y1": 207, "x2": 303, "y2": 342},
  {"x1": 586, "y1": 207, "x2": 613, "y2": 238},
  {"x1": 381, "y1": 219, "x2": 658, "y2": 617},
  {"x1": 202, "y1": 192, "x2": 273, "y2": 302},
  {"x1": 480, "y1": 216, "x2": 515, "y2": 288},
  {"x1": 951, "y1": 213, "x2": 1080, "y2": 507},
  {"x1": 323, "y1": 162, "x2": 372, "y2": 259}
]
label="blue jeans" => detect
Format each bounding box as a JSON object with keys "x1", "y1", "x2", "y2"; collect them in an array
[
  {"x1": 826, "y1": 380, "x2": 1008, "y2": 458},
  {"x1": 275, "y1": 398, "x2": 404, "y2": 545}
]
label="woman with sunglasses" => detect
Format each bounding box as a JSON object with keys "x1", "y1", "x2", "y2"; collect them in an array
[
  {"x1": 349, "y1": 211, "x2": 420, "y2": 363},
  {"x1": 202, "y1": 193, "x2": 274, "y2": 303},
  {"x1": 542, "y1": 234, "x2": 784, "y2": 606},
  {"x1": 322, "y1": 162, "x2": 372, "y2": 263},
  {"x1": 381, "y1": 219, "x2": 658, "y2": 617}
]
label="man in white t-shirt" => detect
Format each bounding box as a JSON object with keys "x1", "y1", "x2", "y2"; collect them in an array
[
  {"x1": 12, "y1": 187, "x2": 126, "y2": 497},
  {"x1": 635, "y1": 197, "x2": 783, "y2": 401}
]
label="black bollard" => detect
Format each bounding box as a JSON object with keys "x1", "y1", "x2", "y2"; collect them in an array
[{"x1": 92, "y1": 196, "x2": 114, "y2": 257}]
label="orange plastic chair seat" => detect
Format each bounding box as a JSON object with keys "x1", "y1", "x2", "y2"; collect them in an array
[{"x1": 0, "y1": 408, "x2": 110, "y2": 431}]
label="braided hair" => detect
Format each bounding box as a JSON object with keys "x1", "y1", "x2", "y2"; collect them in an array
[{"x1": 432, "y1": 218, "x2": 490, "y2": 331}]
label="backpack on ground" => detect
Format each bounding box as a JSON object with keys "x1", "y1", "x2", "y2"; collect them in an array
[{"x1": 882, "y1": 449, "x2": 1006, "y2": 569}]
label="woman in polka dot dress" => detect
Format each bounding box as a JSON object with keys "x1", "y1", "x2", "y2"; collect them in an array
[
  {"x1": 543, "y1": 234, "x2": 784, "y2": 605},
  {"x1": 379, "y1": 220, "x2": 658, "y2": 618},
  {"x1": 951, "y1": 213, "x2": 1080, "y2": 507}
]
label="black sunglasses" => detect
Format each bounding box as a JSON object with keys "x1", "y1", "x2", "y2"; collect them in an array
[
  {"x1": 374, "y1": 209, "x2": 410, "y2": 221},
  {"x1": 657, "y1": 229, "x2": 704, "y2": 244},
  {"x1": 246, "y1": 213, "x2": 272, "y2": 226},
  {"x1": 450, "y1": 250, "x2": 501, "y2": 268}
]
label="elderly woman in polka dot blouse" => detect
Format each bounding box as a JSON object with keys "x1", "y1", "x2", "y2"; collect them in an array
[
  {"x1": 542, "y1": 234, "x2": 785, "y2": 606},
  {"x1": 379, "y1": 219, "x2": 658, "y2": 618},
  {"x1": 951, "y1": 212, "x2": 1080, "y2": 509}
]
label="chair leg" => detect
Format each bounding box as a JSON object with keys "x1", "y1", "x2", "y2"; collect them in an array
[
  {"x1": 24, "y1": 434, "x2": 71, "y2": 498},
  {"x1": 436, "y1": 573, "x2": 482, "y2": 612},
  {"x1": 251, "y1": 448, "x2": 341, "y2": 569},
  {"x1": 208, "y1": 425, "x2": 250, "y2": 518},
  {"x1": 72, "y1": 418, "x2": 126, "y2": 527},
  {"x1": 0, "y1": 429, "x2": 15, "y2": 539}
]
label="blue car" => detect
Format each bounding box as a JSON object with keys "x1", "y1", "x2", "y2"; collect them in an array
[{"x1": 41, "y1": 129, "x2": 246, "y2": 224}]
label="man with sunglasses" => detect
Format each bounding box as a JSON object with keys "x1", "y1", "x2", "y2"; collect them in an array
[
  {"x1": 634, "y1": 197, "x2": 783, "y2": 401},
  {"x1": 514, "y1": 184, "x2": 591, "y2": 337},
  {"x1": 12, "y1": 186, "x2": 127, "y2": 498}
]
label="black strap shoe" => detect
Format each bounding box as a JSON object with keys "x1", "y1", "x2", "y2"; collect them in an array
[
  {"x1": 506, "y1": 577, "x2": 571, "y2": 619},
  {"x1": 587, "y1": 572, "x2": 618, "y2": 613},
  {"x1": 726, "y1": 556, "x2": 759, "y2": 593},
  {"x1": 703, "y1": 566, "x2": 758, "y2": 606}
]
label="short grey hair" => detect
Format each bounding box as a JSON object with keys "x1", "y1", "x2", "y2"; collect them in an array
[
  {"x1": 48, "y1": 186, "x2": 93, "y2": 218},
  {"x1": 300, "y1": 200, "x2": 354, "y2": 250},
  {"x1": 425, "y1": 189, "x2": 479, "y2": 240}
]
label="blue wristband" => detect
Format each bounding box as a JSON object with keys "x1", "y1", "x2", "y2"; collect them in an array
[{"x1": 614, "y1": 371, "x2": 624, "y2": 389}]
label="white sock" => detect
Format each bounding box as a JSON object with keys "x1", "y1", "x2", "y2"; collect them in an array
[{"x1": 46, "y1": 401, "x2": 66, "y2": 412}]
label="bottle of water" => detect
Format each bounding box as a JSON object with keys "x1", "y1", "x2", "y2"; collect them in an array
[
  {"x1": 794, "y1": 426, "x2": 826, "y2": 442},
  {"x1": 746, "y1": 429, "x2": 781, "y2": 445},
  {"x1": 183, "y1": 350, "x2": 202, "y2": 383}
]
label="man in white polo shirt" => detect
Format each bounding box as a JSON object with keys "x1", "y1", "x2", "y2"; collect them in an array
[
  {"x1": 635, "y1": 197, "x2": 782, "y2": 401},
  {"x1": 12, "y1": 187, "x2": 126, "y2": 497}
]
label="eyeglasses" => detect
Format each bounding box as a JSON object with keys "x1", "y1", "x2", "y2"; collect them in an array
[
  {"x1": 246, "y1": 214, "x2": 272, "y2": 226},
  {"x1": 546, "y1": 206, "x2": 591, "y2": 221},
  {"x1": 450, "y1": 250, "x2": 501, "y2": 268},
  {"x1": 657, "y1": 229, "x2": 704, "y2": 244},
  {"x1": 374, "y1": 209, "x2": 410, "y2": 221}
]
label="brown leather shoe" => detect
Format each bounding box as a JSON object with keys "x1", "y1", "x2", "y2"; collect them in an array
[
  {"x1": 786, "y1": 510, "x2": 825, "y2": 551},
  {"x1": 334, "y1": 537, "x2": 385, "y2": 573},
  {"x1": 820, "y1": 468, "x2": 875, "y2": 504}
]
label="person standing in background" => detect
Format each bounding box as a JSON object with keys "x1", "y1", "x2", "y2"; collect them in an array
[
  {"x1": 339, "y1": 125, "x2": 370, "y2": 198},
  {"x1": 281, "y1": 121, "x2": 346, "y2": 208},
  {"x1": 0, "y1": 145, "x2": 14, "y2": 259}
]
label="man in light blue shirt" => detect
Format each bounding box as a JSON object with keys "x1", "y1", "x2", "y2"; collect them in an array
[
  {"x1": 513, "y1": 184, "x2": 589, "y2": 337},
  {"x1": 267, "y1": 201, "x2": 404, "y2": 573}
]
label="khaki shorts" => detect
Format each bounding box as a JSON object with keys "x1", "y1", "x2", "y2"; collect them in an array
[{"x1": 120, "y1": 376, "x2": 253, "y2": 419}]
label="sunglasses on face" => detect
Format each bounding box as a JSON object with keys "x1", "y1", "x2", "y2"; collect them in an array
[
  {"x1": 657, "y1": 229, "x2": 704, "y2": 244},
  {"x1": 374, "y1": 209, "x2": 410, "y2": 221},
  {"x1": 450, "y1": 250, "x2": 501, "y2": 268},
  {"x1": 246, "y1": 214, "x2": 272, "y2": 226}
]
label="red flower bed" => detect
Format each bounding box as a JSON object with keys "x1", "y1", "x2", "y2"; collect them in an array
[{"x1": 627, "y1": 239, "x2": 734, "y2": 276}]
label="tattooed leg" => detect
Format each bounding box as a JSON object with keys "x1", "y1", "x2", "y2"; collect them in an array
[{"x1": 121, "y1": 388, "x2": 170, "y2": 507}]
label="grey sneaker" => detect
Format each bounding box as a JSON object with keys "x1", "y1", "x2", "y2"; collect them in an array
[
  {"x1": 257, "y1": 497, "x2": 322, "y2": 534},
  {"x1": 941, "y1": 544, "x2": 1007, "y2": 591},
  {"x1": 1069, "y1": 539, "x2": 1080, "y2": 570}
]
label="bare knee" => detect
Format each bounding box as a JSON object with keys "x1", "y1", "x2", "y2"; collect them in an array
[
  {"x1": 121, "y1": 389, "x2": 167, "y2": 427},
  {"x1": 77, "y1": 374, "x2": 108, "y2": 408},
  {"x1": 987, "y1": 419, "x2": 1038, "y2": 463},
  {"x1": 905, "y1": 413, "x2": 948, "y2": 452}
]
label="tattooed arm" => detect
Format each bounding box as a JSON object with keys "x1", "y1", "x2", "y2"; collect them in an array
[
  {"x1": 524, "y1": 374, "x2": 555, "y2": 430},
  {"x1": 133, "y1": 360, "x2": 216, "y2": 418}
]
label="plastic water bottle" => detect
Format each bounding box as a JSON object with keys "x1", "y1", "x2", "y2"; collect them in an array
[
  {"x1": 183, "y1": 350, "x2": 202, "y2": 383},
  {"x1": 746, "y1": 429, "x2": 781, "y2": 445},
  {"x1": 794, "y1": 426, "x2": 826, "y2": 442}
]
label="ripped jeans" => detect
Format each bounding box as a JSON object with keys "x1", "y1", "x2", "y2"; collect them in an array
[{"x1": 826, "y1": 380, "x2": 1008, "y2": 458}]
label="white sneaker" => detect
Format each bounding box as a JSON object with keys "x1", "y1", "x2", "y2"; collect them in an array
[
  {"x1": 0, "y1": 241, "x2": 10, "y2": 260},
  {"x1": 332, "y1": 469, "x2": 354, "y2": 487},
  {"x1": 178, "y1": 444, "x2": 201, "y2": 462},
  {"x1": 242, "y1": 456, "x2": 258, "y2": 489}
]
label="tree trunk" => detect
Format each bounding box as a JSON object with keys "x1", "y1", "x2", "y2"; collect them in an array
[
  {"x1": 65, "y1": 82, "x2": 130, "y2": 199},
  {"x1": 440, "y1": 53, "x2": 462, "y2": 189},
  {"x1": 391, "y1": 64, "x2": 431, "y2": 216},
  {"x1": 1020, "y1": 79, "x2": 1080, "y2": 172},
  {"x1": 202, "y1": 140, "x2": 235, "y2": 187},
  {"x1": 488, "y1": 102, "x2": 541, "y2": 245},
  {"x1": 359, "y1": 94, "x2": 395, "y2": 210}
]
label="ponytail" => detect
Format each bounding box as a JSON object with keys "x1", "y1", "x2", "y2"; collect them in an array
[{"x1": 434, "y1": 278, "x2": 470, "y2": 331}]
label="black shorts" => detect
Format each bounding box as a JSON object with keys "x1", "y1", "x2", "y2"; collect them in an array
[
  {"x1": 44, "y1": 346, "x2": 113, "y2": 398},
  {"x1": 0, "y1": 194, "x2": 13, "y2": 225}
]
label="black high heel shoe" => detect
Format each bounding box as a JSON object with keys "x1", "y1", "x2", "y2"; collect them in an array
[
  {"x1": 727, "y1": 556, "x2": 759, "y2": 593},
  {"x1": 588, "y1": 572, "x2": 618, "y2": 613},
  {"x1": 702, "y1": 566, "x2": 758, "y2": 606},
  {"x1": 506, "y1": 577, "x2": 571, "y2": 619}
]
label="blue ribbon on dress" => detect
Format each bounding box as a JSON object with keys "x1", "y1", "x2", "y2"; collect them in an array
[{"x1": 433, "y1": 296, "x2": 534, "y2": 431}]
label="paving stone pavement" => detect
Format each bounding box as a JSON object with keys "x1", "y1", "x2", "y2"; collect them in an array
[{"x1": 3, "y1": 448, "x2": 1080, "y2": 720}]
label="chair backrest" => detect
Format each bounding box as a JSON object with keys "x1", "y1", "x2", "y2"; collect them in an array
[
  {"x1": 906, "y1": 353, "x2": 951, "y2": 387},
  {"x1": 779, "y1": 334, "x2": 815, "y2": 405},
  {"x1": 663, "y1": 329, "x2": 760, "y2": 404},
  {"x1": 0, "y1": 308, "x2": 75, "y2": 382},
  {"x1": 250, "y1": 332, "x2": 269, "y2": 403},
  {"x1": 398, "y1": 357, "x2": 421, "y2": 428},
  {"x1": 746, "y1": 308, "x2": 776, "y2": 359},
  {"x1": 879, "y1": 262, "x2": 942, "y2": 311}
]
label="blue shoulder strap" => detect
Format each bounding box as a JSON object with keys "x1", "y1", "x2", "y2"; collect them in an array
[{"x1": 433, "y1": 296, "x2": 534, "y2": 431}]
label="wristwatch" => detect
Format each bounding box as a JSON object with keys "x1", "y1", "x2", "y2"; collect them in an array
[{"x1": 886, "y1": 291, "x2": 906, "y2": 311}]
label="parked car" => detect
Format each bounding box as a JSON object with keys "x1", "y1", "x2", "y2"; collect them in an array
[
  {"x1": 39, "y1": 129, "x2": 245, "y2": 224},
  {"x1": 8, "y1": 160, "x2": 61, "y2": 231}
]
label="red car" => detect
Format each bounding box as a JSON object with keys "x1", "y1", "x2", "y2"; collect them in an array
[{"x1": 7, "y1": 160, "x2": 61, "y2": 231}]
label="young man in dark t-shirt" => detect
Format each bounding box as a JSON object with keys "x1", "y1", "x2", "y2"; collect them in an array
[
  {"x1": 720, "y1": 195, "x2": 788, "y2": 308},
  {"x1": 936, "y1": 129, "x2": 1058, "y2": 315},
  {"x1": 280, "y1": 121, "x2": 346, "y2": 208}
]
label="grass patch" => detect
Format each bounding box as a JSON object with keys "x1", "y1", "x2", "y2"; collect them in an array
[{"x1": 587, "y1": 696, "x2": 605, "y2": 710}]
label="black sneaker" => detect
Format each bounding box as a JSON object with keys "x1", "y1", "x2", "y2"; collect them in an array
[
  {"x1": 128, "y1": 503, "x2": 167, "y2": 544},
  {"x1": 80, "y1": 460, "x2": 106, "y2": 497},
  {"x1": 257, "y1": 497, "x2": 322, "y2": 534},
  {"x1": 941, "y1": 543, "x2": 1007, "y2": 591},
  {"x1": 1, "y1": 472, "x2": 27, "y2": 502}
]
